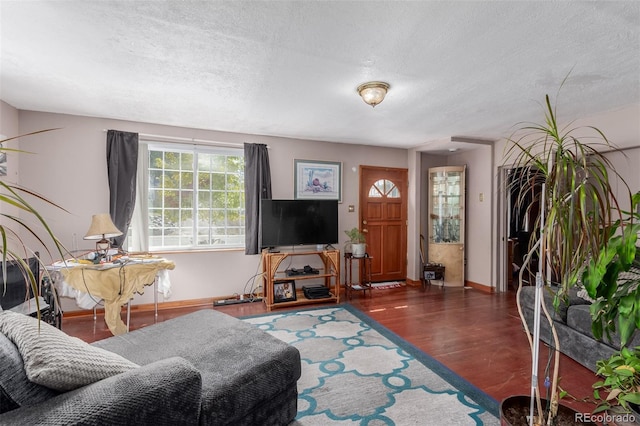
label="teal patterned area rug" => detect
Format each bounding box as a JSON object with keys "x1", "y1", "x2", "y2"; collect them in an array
[{"x1": 243, "y1": 304, "x2": 499, "y2": 425}]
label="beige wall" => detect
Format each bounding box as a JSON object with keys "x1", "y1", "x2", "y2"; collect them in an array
[
  {"x1": 449, "y1": 146, "x2": 493, "y2": 288},
  {"x1": 0, "y1": 102, "x2": 24, "y2": 251},
  {"x1": 7, "y1": 109, "x2": 407, "y2": 311},
  {"x1": 419, "y1": 144, "x2": 494, "y2": 290},
  {"x1": 603, "y1": 147, "x2": 640, "y2": 211},
  {"x1": 2, "y1": 101, "x2": 638, "y2": 307}
]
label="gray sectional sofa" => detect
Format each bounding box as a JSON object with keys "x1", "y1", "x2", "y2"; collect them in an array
[
  {"x1": 0, "y1": 309, "x2": 301, "y2": 425},
  {"x1": 520, "y1": 285, "x2": 640, "y2": 372}
]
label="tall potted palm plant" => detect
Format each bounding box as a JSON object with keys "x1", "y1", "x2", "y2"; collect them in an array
[
  {"x1": 500, "y1": 92, "x2": 631, "y2": 425},
  {"x1": 1, "y1": 130, "x2": 68, "y2": 311}
]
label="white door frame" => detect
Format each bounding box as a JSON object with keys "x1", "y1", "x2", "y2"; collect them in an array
[{"x1": 496, "y1": 165, "x2": 511, "y2": 293}]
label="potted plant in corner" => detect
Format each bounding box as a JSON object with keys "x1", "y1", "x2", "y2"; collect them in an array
[
  {"x1": 500, "y1": 90, "x2": 631, "y2": 425},
  {"x1": 344, "y1": 227, "x2": 366, "y2": 258}
]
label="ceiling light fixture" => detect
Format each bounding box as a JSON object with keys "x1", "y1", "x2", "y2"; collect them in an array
[{"x1": 357, "y1": 81, "x2": 390, "y2": 108}]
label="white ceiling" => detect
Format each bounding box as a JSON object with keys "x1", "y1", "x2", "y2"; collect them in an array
[{"x1": 1, "y1": 1, "x2": 639, "y2": 152}]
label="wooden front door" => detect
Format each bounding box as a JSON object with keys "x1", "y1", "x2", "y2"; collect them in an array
[{"x1": 359, "y1": 166, "x2": 408, "y2": 282}]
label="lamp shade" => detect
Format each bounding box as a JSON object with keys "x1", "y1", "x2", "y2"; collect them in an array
[
  {"x1": 84, "y1": 213, "x2": 123, "y2": 240},
  {"x1": 357, "y1": 81, "x2": 390, "y2": 107}
]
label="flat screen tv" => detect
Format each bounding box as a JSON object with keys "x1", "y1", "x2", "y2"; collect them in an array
[
  {"x1": 260, "y1": 199, "x2": 338, "y2": 249},
  {"x1": 0, "y1": 253, "x2": 40, "y2": 310}
]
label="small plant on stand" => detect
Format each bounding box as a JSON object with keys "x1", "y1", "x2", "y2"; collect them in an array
[{"x1": 344, "y1": 227, "x2": 366, "y2": 258}]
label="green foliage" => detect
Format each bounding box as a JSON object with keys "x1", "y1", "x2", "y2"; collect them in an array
[
  {"x1": 593, "y1": 346, "x2": 640, "y2": 413},
  {"x1": 504, "y1": 94, "x2": 631, "y2": 298},
  {"x1": 583, "y1": 192, "x2": 640, "y2": 347},
  {"x1": 344, "y1": 227, "x2": 366, "y2": 243}
]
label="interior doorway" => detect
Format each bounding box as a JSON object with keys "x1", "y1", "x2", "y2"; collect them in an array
[
  {"x1": 500, "y1": 166, "x2": 542, "y2": 291},
  {"x1": 359, "y1": 166, "x2": 408, "y2": 282}
]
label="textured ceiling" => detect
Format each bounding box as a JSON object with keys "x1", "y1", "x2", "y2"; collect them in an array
[{"x1": 1, "y1": 1, "x2": 639, "y2": 152}]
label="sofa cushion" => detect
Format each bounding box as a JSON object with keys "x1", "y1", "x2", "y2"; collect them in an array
[
  {"x1": 93, "y1": 309, "x2": 302, "y2": 425},
  {"x1": 0, "y1": 311, "x2": 138, "y2": 391},
  {"x1": 567, "y1": 304, "x2": 640, "y2": 350},
  {"x1": 519, "y1": 285, "x2": 591, "y2": 324},
  {"x1": 0, "y1": 333, "x2": 58, "y2": 413},
  {"x1": 566, "y1": 304, "x2": 604, "y2": 341}
]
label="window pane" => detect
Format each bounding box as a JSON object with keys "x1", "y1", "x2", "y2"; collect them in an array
[
  {"x1": 198, "y1": 191, "x2": 211, "y2": 208},
  {"x1": 210, "y1": 155, "x2": 226, "y2": 172},
  {"x1": 212, "y1": 192, "x2": 226, "y2": 208},
  {"x1": 181, "y1": 171, "x2": 193, "y2": 189},
  {"x1": 164, "y1": 190, "x2": 180, "y2": 208},
  {"x1": 227, "y1": 157, "x2": 243, "y2": 173},
  {"x1": 180, "y1": 153, "x2": 193, "y2": 170},
  {"x1": 198, "y1": 172, "x2": 211, "y2": 190},
  {"x1": 143, "y1": 145, "x2": 245, "y2": 250},
  {"x1": 149, "y1": 151, "x2": 163, "y2": 168},
  {"x1": 164, "y1": 152, "x2": 180, "y2": 169},
  {"x1": 211, "y1": 173, "x2": 225, "y2": 189},
  {"x1": 180, "y1": 191, "x2": 193, "y2": 208},
  {"x1": 227, "y1": 174, "x2": 242, "y2": 190},
  {"x1": 164, "y1": 171, "x2": 180, "y2": 189}
]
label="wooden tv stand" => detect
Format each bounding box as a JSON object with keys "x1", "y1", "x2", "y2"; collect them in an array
[{"x1": 261, "y1": 249, "x2": 340, "y2": 311}]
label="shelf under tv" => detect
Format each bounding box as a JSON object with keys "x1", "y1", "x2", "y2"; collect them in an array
[{"x1": 261, "y1": 249, "x2": 340, "y2": 311}]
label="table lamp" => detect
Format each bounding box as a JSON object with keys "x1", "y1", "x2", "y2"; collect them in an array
[{"x1": 84, "y1": 213, "x2": 123, "y2": 258}]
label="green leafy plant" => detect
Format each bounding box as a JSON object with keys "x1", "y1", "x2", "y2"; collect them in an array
[
  {"x1": 583, "y1": 192, "x2": 640, "y2": 347},
  {"x1": 593, "y1": 346, "x2": 640, "y2": 414},
  {"x1": 344, "y1": 227, "x2": 366, "y2": 244},
  {"x1": 1, "y1": 130, "x2": 68, "y2": 310}
]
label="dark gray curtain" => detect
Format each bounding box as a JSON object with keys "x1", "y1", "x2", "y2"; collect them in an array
[
  {"x1": 107, "y1": 130, "x2": 139, "y2": 248},
  {"x1": 244, "y1": 143, "x2": 272, "y2": 254}
]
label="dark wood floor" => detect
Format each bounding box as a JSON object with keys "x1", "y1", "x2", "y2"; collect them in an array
[{"x1": 62, "y1": 284, "x2": 598, "y2": 416}]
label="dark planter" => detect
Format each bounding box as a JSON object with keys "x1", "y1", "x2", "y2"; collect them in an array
[{"x1": 500, "y1": 395, "x2": 596, "y2": 426}]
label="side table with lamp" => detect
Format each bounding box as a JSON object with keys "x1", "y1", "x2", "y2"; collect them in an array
[{"x1": 50, "y1": 213, "x2": 175, "y2": 335}]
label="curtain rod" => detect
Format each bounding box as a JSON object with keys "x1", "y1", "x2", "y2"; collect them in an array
[{"x1": 102, "y1": 130, "x2": 270, "y2": 149}]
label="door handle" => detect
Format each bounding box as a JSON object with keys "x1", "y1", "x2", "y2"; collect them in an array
[
  {"x1": 362, "y1": 220, "x2": 367, "y2": 225},
  {"x1": 362, "y1": 229, "x2": 368, "y2": 233}
]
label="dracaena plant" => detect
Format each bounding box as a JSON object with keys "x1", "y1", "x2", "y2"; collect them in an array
[
  {"x1": 1, "y1": 129, "x2": 68, "y2": 309},
  {"x1": 504, "y1": 91, "x2": 632, "y2": 425}
]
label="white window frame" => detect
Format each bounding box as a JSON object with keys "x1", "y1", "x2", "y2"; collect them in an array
[{"x1": 129, "y1": 141, "x2": 244, "y2": 252}]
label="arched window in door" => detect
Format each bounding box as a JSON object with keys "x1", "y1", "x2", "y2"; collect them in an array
[{"x1": 368, "y1": 179, "x2": 400, "y2": 198}]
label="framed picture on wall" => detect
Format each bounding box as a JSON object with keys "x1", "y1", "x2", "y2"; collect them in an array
[
  {"x1": 294, "y1": 159, "x2": 342, "y2": 202},
  {"x1": 0, "y1": 140, "x2": 7, "y2": 176}
]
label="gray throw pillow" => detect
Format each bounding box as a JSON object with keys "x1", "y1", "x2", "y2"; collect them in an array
[
  {"x1": 0, "y1": 332, "x2": 58, "y2": 413},
  {"x1": 0, "y1": 311, "x2": 138, "y2": 391}
]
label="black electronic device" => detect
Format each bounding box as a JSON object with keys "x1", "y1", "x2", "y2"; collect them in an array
[
  {"x1": 286, "y1": 268, "x2": 301, "y2": 276},
  {"x1": 286, "y1": 265, "x2": 319, "y2": 277},
  {"x1": 302, "y1": 285, "x2": 331, "y2": 299},
  {"x1": 260, "y1": 199, "x2": 338, "y2": 249}
]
